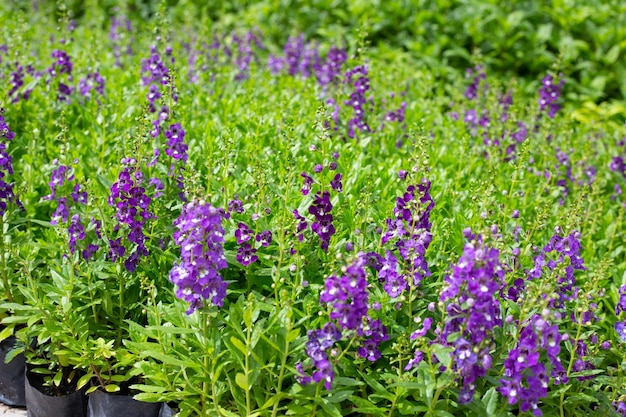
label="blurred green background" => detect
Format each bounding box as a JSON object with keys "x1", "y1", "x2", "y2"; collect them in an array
[{"x1": 8, "y1": 0, "x2": 626, "y2": 116}]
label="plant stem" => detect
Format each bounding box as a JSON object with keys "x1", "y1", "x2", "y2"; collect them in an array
[
  {"x1": 0, "y1": 216, "x2": 12, "y2": 303},
  {"x1": 560, "y1": 312, "x2": 583, "y2": 417},
  {"x1": 244, "y1": 309, "x2": 252, "y2": 416}
]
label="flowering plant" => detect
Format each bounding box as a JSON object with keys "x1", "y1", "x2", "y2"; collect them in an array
[{"x1": 0, "y1": 4, "x2": 625, "y2": 417}]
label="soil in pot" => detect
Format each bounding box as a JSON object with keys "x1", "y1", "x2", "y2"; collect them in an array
[
  {"x1": 24, "y1": 367, "x2": 87, "y2": 417},
  {"x1": 87, "y1": 389, "x2": 162, "y2": 417},
  {"x1": 0, "y1": 336, "x2": 26, "y2": 407}
]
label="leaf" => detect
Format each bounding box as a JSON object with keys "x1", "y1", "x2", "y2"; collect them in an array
[
  {"x1": 333, "y1": 377, "x2": 364, "y2": 387},
  {"x1": 318, "y1": 398, "x2": 343, "y2": 417},
  {"x1": 76, "y1": 373, "x2": 93, "y2": 390},
  {"x1": 0, "y1": 325, "x2": 13, "y2": 342},
  {"x1": 217, "y1": 407, "x2": 242, "y2": 417},
  {"x1": 431, "y1": 344, "x2": 453, "y2": 369},
  {"x1": 229, "y1": 336, "x2": 248, "y2": 356},
  {"x1": 483, "y1": 387, "x2": 498, "y2": 415},
  {"x1": 104, "y1": 384, "x2": 120, "y2": 393},
  {"x1": 235, "y1": 373, "x2": 248, "y2": 390}
]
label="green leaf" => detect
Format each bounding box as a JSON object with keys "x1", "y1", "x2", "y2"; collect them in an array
[
  {"x1": 217, "y1": 407, "x2": 242, "y2": 417},
  {"x1": 76, "y1": 373, "x2": 93, "y2": 390},
  {"x1": 431, "y1": 344, "x2": 453, "y2": 369},
  {"x1": 104, "y1": 384, "x2": 120, "y2": 393},
  {"x1": 235, "y1": 373, "x2": 248, "y2": 390},
  {"x1": 483, "y1": 387, "x2": 498, "y2": 415},
  {"x1": 229, "y1": 336, "x2": 248, "y2": 356},
  {"x1": 0, "y1": 325, "x2": 13, "y2": 342},
  {"x1": 318, "y1": 398, "x2": 343, "y2": 417}
]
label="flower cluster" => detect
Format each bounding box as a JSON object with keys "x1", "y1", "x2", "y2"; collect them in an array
[
  {"x1": 44, "y1": 162, "x2": 96, "y2": 258},
  {"x1": 320, "y1": 255, "x2": 369, "y2": 331},
  {"x1": 110, "y1": 15, "x2": 133, "y2": 68},
  {"x1": 464, "y1": 66, "x2": 487, "y2": 101},
  {"x1": 342, "y1": 64, "x2": 371, "y2": 138},
  {"x1": 141, "y1": 46, "x2": 170, "y2": 112},
  {"x1": 615, "y1": 285, "x2": 626, "y2": 343},
  {"x1": 538, "y1": 74, "x2": 564, "y2": 118},
  {"x1": 230, "y1": 30, "x2": 264, "y2": 81},
  {"x1": 309, "y1": 191, "x2": 335, "y2": 252},
  {"x1": 164, "y1": 123, "x2": 188, "y2": 163},
  {"x1": 0, "y1": 115, "x2": 17, "y2": 216},
  {"x1": 299, "y1": 255, "x2": 384, "y2": 389},
  {"x1": 357, "y1": 317, "x2": 388, "y2": 361},
  {"x1": 295, "y1": 323, "x2": 342, "y2": 390},
  {"x1": 380, "y1": 179, "x2": 434, "y2": 292},
  {"x1": 48, "y1": 49, "x2": 74, "y2": 102},
  {"x1": 526, "y1": 230, "x2": 585, "y2": 309},
  {"x1": 77, "y1": 72, "x2": 105, "y2": 100},
  {"x1": 439, "y1": 236, "x2": 505, "y2": 404},
  {"x1": 107, "y1": 158, "x2": 156, "y2": 272},
  {"x1": 499, "y1": 316, "x2": 562, "y2": 416},
  {"x1": 169, "y1": 200, "x2": 228, "y2": 313},
  {"x1": 268, "y1": 35, "x2": 346, "y2": 90}
]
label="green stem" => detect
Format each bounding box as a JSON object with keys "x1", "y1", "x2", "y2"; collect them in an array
[
  {"x1": 559, "y1": 312, "x2": 583, "y2": 417},
  {"x1": 309, "y1": 383, "x2": 322, "y2": 417},
  {"x1": 201, "y1": 308, "x2": 210, "y2": 417},
  {"x1": 245, "y1": 311, "x2": 252, "y2": 416},
  {"x1": 0, "y1": 216, "x2": 12, "y2": 303}
]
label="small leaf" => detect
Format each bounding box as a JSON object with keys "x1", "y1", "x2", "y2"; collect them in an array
[
  {"x1": 0, "y1": 325, "x2": 13, "y2": 342},
  {"x1": 230, "y1": 336, "x2": 248, "y2": 356},
  {"x1": 104, "y1": 384, "x2": 120, "y2": 393},
  {"x1": 76, "y1": 373, "x2": 93, "y2": 390},
  {"x1": 235, "y1": 373, "x2": 248, "y2": 390}
]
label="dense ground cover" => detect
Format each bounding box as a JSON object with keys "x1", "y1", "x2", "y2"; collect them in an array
[{"x1": 0, "y1": 2, "x2": 625, "y2": 417}]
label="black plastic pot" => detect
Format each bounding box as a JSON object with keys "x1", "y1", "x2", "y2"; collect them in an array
[
  {"x1": 86, "y1": 390, "x2": 162, "y2": 417},
  {"x1": 25, "y1": 369, "x2": 87, "y2": 417},
  {"x1": 159, "y1": 402, "x2": 175, "y2": 417},
  {"x1": 0, "y1": 336, "x2": 26, "y2": 407}
]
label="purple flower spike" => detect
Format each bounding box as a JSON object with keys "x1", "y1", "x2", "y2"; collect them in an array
[{"x1": 169, "y1": 200, "x2": 228, "y2": 313}]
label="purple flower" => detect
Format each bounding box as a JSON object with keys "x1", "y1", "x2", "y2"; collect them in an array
[
  {"x1": 78, "y1": 72, "x2": 105, "y2": 99},
  {"x1": 616, "y1": 321, "x2": 626, "y2": 342},
  {"x1": 296, "y1": 322, "x2": 342, "y2": 390},
  {"x1": 330, "y1": 174, "x2": 343, "y2": 192},
  {"x1": 309, "y1": 191, "x2": 335, "y2": 251},
  {"x1": 440, "y1": 237, "x2": 505, "y2": 404},
  {"x1": 235, "y1": 222, "x2": 253, "y2": 244},
  {"x1": 538, "y1": 74, "x2": 564, "y2": 118},
  {"x1": 255, "y1": 230, "x2": 272, "y2": 247},
  {"x1": 300, "y1": 172, "x2": 314, "y2": 196},
  {"x1": 236, "y1": 243, "x2": 258, "y2": 266},
  {"x1": 322, "y1": 255, "x2": 369, "y2": 331},
  {"x1": 164, "y1": 123, "x2": 188, "y2": 162},
  {"x1": 68, "y1": 214, "x2": 85, "y2": 254},
  {"x1": 170, "y1": 200, "x2": 228, "y2": 312}
]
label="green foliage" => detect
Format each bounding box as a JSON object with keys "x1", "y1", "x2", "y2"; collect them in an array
[{"x1": 0, "y1": 2, "x2": 624, "y2": 416}]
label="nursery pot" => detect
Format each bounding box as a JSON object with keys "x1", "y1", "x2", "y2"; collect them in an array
[
  {"x1": 0, "y1": 336, "x2": 26, "y2": 407},
  {"x1": 25, "y1": 368, "x2": 87, "y2": 417},
  {"x1": 159, "y1": 403, "x2": 175, "y2": 417},
  {"x1": 87, "y1": 389, "x2": 162, "y2": 417}
]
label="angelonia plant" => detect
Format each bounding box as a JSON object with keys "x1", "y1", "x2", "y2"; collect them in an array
[{"x1": 0, "y1": 2, "x2": 624, "y2": 417}]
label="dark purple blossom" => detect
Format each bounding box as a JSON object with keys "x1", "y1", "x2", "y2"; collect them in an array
[
  {"x1": 538, "y1": 74, "x2": 564, "y2": 118},
  {"x1": 300, "y1": 172, "x2": 313, "y2": 196},
  {"x1": 309, "y1": 191, "x2": 335, "y2": 251},
  {"x1": 236, "y1": 243, "x2": 258, "y2": 266},
  {"x1": 439, "y1": 236, "x2": 505, "y2": 404},
  {"x1": 170, "y1": 200, "x2": 228, "y2": 313},
  {"x1": 330, "y1": 173, "x2": 343, "y2": 192},
  {"x1": 255, "y1": 230, "x2": 272, "y2": 247},
  {"x1": 296, "y1": 323, "x2": 342, "y2": 390}
]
